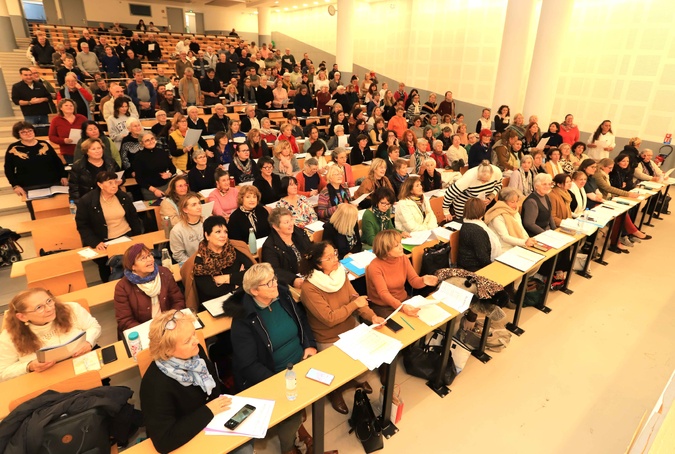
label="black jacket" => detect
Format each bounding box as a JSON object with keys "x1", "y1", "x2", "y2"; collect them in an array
[
  {"x1": 207, "y1": 114, "x2": 230, "y2": 134},
  {"x1": 227, "y1": 206, "x2": 271, "y2": 243},
  {"x1": 457, "y1": 222, "x2": 492, "y2": 272},
  {"x1": 223, "y1": 286, "x2": 316, "y2": 391},
  {"x1": 253, "y1": 174, "x2": 282, "y2": 205},
  {"x1": 261, "y1": 227, "x2": 312, "y2": 287},
  {"x1": 68, "y1": 156, "x2": 121, "y2": 201},
  {"x1": 75, "y1": 187, "x2": 142, "y2": 247},
  {"x1": 322, "y1": 221, "x2": 362, "y2": 259}
]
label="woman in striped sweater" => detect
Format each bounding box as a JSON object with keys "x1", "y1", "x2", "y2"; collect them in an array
[{"x1": 442, "y1": 160, "x2": 503, "y2": 221}]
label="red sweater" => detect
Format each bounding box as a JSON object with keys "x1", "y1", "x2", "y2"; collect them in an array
[
  {"x1": 366, "y1": 255, "x2": 425, "y2": 309},
  {"x1": 48, "y1": 114, "x2": 88, "y2": 157},
  {"x1": 295, "y1": 170, "x2": 327, "y2": 196}
]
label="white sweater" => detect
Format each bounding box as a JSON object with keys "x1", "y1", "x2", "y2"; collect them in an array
[
  {"x1": 487, "y1": 213, "x2": 529, "y2": 252},
  {"x1": 0, "y1": 302, "x2": 101, "y2": 382},
  {"x1": 395, "y1": 197, "x2": 438, "y2": 232},
  {"x1": 169, "y1": 220, "x2": 204, "y2": 264}
]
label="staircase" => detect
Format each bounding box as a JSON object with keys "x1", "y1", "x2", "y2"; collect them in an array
[{"x1": 0, "y1": 37, "x2": 40, "y2": 227}]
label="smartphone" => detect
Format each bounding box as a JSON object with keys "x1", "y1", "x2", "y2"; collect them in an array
[
  {"x1": 306, "y1": 368, "x2": 335, "y2": 385},
  {"x1": 224, "y1": 404, "x2": 256, "y2": 430},
  {"x1": 101, "y1": 345, "x2": 118, "y2": 364},
  {"x1": 386, "y1": 319, "x2": 403, "y2": 333}
]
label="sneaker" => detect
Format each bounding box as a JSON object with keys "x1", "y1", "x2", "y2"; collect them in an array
[{"x1": 620, "y1": 236, "x2": 634, "y2": 247}]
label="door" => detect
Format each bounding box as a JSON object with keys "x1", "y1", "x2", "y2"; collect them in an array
[
  {"x1": 194, "y1": 12, "x2": 204, "y2": 34},
  {"x1": 166, "y1": 7, "x2": 184, "y2": 33},
  {"x1": 59, "y1": 0, "x2": 87, "y2": 26}
]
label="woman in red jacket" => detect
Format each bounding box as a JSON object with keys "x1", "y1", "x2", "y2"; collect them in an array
[
  {"x1": 48, "y1": 98, "x2": 88, "y2": 164},
  {"x1": 113, "y1": 243, "x2": 185, "y2": 339}
]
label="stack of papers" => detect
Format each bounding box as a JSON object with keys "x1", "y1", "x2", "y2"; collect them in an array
[
  {"x1": 304, "y1": 220, "x2": 325, "y2": 232},
  {"x1": 602, "y1": 200, "x2": 631, "y2": 213},
  {"x1": 560, "y1": 218, "x2": 597, "y2": 236},
  {"x1": 431, "y1": 281, "x2": 474, "y2": 313},
  {"x1": 432, "y1": 227, "x2": 451, "y2": 241},
  {"x1": 584, "y1": 209, "x2": 614, "y2": 228},
  {"x1": 133, "y1": 200, "x2": 148, "y2": 212},
  {"x1": 202, "y1": 293, "x2": 233, "y2": 318},
  {"x1": 417, "y1": 304, "x2": 453, "y2": 327},
  {"x1": 534, "y1": 230, "x2": 575, "y2": 249},
  {"x1": 205, "y1": 396, "x2": 275, "y2": 438},
  {"x1": 77, "y1": 248, "x2": 100, "y2": 259},
  {"x1": 640, "y1": 181, "x2": 663, "y2": 191},
  {"x1": 495, "y1": 246, "x2": 546, "y2": 272},
  {"x1": 340, "y1": 250, "x2": 376, "y2": 276},
  {"x1": 334, "y1": 324, "x2": 402, "y2": 370},
  {"x1": 401, "y1": 230, "x2": 431, "y2": 245}
]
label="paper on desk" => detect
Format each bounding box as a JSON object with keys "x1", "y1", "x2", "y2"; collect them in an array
[
  {"x1": 73, "y1": 350, "x2": 101, "y2": 375},
  {"x1": 335, "y1": 324, "x2": 402, "y2": 370},
  {"x1": 424, "y1": 189, "x2": 443, "y2": 199},
  {"x1": 304, "y1": 220, "x2": 324, "y2": 232},
  {"x1": 133, "y1": 200, "x2": 147, "y2": 212},
  {"x1": 417, "y1": 304, "x2": 452, "y2": 327},
  {"x1": 495, "y1": 246, "x2": 546, "y2": 272},
  {"x1": 631, "y1": 188, "x2": 657, "y2": 196},
  {"x1": 402, "y1": 295, "x2": 436, "y2": 308},
  {"x1": 199, "y1": 188, "x2": 216, "y2": 198},
  {"x1": 346, "y1": 250, "x2": 376, "y2": 270},
  {"x1": 432, "y1": 227, "x2": 451, "y2": 241},
  {"x1": 534, "y1": 230, "x2": 574, "y2": 249},
  {"x1": 68, "y1": 128, "x2": 82, "y2": 143},
  {"x1": 446, "y1": 221, "x2": 462, "y2": 231},
  {"x1": 432, "y1": 281, "x2": 473, "y2": 313},
  {"x1": 77, "y1": 247, "x2": 99, "y2": 259},
  {"x1": 202, "y1": 201, "x2": 215, "y2": 218},
  {"x1": 401, "y1": 230, "x2": 431, "y2": 245},
  {"x1": 183, "y1": 128, "x2": 203, "y2": 147},
  {"x1": 205, "y1": 396, "x2": 275, "y2": 438},
  {"x1": 306, "y1": 194, "x2": 319, "y2": 206},
  {"x1": 640, "y1": 181, "x2": 663, "y2": 191},
  {"x1": 104, "y1": 235, "x2": 132, "y2": 246},
  {"x1": 202, "y1": 293, "x2": 233, "y2": 318}
]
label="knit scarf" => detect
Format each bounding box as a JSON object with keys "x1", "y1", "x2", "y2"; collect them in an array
[
  {"x1": 642, "y1": 160, "x2": 655, "y2": 176},
  {"x1": 394, "y1": 172, "x2": 408, "y2": 184},
  {"x1": 306, "y1": 264, "x2": 347, "y2": 293},
  {"x1": 483, "y1": 201, "x2": 527, "y2": 240},
  {"x1": 519, "y1": 169, "x2": 534, "y2": 195},
  {"x1": 239, "y1": 207, "x2": 259, "y2": 233},
  {"x1": 371, "y1": 206, "x2": 392, "y2": 230},
  {"x1": 233, "y1": 156, "x2": 252, "y2": 175},
  {"x1": 193, "y1": 239, "x2": 237, "y2": 277},
  {"x1": 327, "y1": 184, "x2": 350, "y2": 207},
  {"x1": 156, "y1": 355, "x2": 216, "y2": 395},
  {"x1": 64, "y1": 87, "x2": 91, "y2": 120},
  {"x1": 410, "y1": 195, "x2": 426, "y2": 216}
]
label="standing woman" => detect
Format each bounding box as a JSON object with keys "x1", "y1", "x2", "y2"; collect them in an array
[
  {"x1": 587, "y1": 120, "x2": 615, "y2": 161},
  {"x1": 227, "y1": 186, "x2": 272, "y2": 242},
  {"x1": 494, "y1": 105, "x2": 510, "y2": 133},
  {"x1": 558, "y1": 143, "x2": 576, "y2": 174},
  {"x1": 253, "y1": 156, "x2": 283, "y2": 205},
  {"x1": 48, "y1": 98, "x2": 88, "y2": 164},
  {"x1": 160, "y1": 175, "x2": 190, "y2": 226},
  {"x1": 317, "y1": 164, "x2": 352, "y2": 221},
  {"x1": 395, "y1": 176, "x2": 438, "y2": 232},
  {"x1": 106, "y1": 97, "x2": 132, "y2": 152},
  {"x1": 548, "y1": 173, "x2": 573, "y2": 227},
  {"x1": 74, "y1": 121, "x2": 121, "y2": 167},
  {"x1": 276, "y1": 176, "x2": 318, "y2": 229},
  {"x1": 505, "y1": 113, "x2": 526, "y2": 139},
  {"x1": 169, "y1": 192, "x2": 204, "y2": 264},
  {"x1": 272, "y1": 78, "x2": 289, "y2": 108},
  {"x1": 75, "y1": 171, "x2": 142, "y2": 281},
  {"x1": 322, "y1": 203, "x2": 362, "y2": 259},
  {"x1": 208, "y1": 168, "x2": 239, "y2": 219},
  {"x1": 68, "y1": 138, "x2": 121, "y2": 201},
  {"x1": 187, "y1": 149, "x2": 217, "y2": 192},
  {"x1": 119, "y1": 117, "x2": 144, "y2": 173},
  {"x1": 169, "y1": 114, "x2": 204, "y2": 172},
  {"x1": 559, "y1": 114, "x2": 580, "y2": 145},
  {"x1": 114, "y1": 243, "x2": 185, "y2": 339},
  {"x1": 133, "y1": 132, "x2": 177, "y2": 200},
  {"x1": 475, "y1": 108, "x2": 491, "y2": 133},
  {"x1": 261, "y1": 207, "x2": 312, "y2": 289}
]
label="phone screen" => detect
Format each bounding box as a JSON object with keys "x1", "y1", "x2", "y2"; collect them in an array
[{"x1": 225, "y1": 404, "x2": 256, "y2": 429}]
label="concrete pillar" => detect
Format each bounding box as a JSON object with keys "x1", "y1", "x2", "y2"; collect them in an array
[
  {"x1": 0, "y1": 68, "x2": 16, "y2": 117},
  {"x1": 0, "y1": 0, "x2": 18, "y2": 51},
  {"x1": 257, "y1": 7, "x2": 271, "y2": 48},
  {"x1": 5, "y1": 0, "x2": 28, "y2": 38},
  {"x1": 492, "y1": 0, "x2": 537, "y2": 115},
  {"x1": 523, "y1": 0, "x2": 574, "y2": 125},
  {"x1": 336, "y1": 0, "x2": 354, "y2": 77}
]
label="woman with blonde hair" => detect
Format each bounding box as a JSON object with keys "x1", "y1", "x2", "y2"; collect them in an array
[
  {"x1": 508, "y1": 154, "x2": 535, "y2": 196},
  {"x1": 353, "y1": 158, "x2": 394, "y2": 202},
  {"x1": 322, "y1": 203, "x2": 362, "y2": 259},
  {"x1": 276, "y1": 122, "x2": 299, "y2": 154},
  {"x1": 317, "y1": 164, "x2": 353, "y2": 221},
  {"x1": 272, "y1": 139, "x2": 300, "y2": 177},
  {"x1": 160, "y1": 174, "x2": 190, "y2": 226},
  {"x1": 0, "y1": 288, "x2": 101, "y2": 381},
  {"x1": 505, "y1": 113, "x2": 526, "y2": 139},
  {"x1": 169, "y1": 192, "x2": 204, "y2": 264},
  {"x1": 395, "y1": 176, "x2": 438, "y2": 232}
]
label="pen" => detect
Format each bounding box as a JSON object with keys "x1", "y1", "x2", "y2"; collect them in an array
[{"x1": 401, "y1": 316, "x2": 415, "y2": 330}]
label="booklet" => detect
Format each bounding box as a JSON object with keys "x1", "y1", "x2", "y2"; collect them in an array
[
  {"x1": 202, "y1": 293, "x2": 233, "y2": 318},
  {"x1": 37, "y1": 331, "x2": 87, "y2": 363},
  {"x1": 26, "y1": 185, "x2": 69, "y2": 200}
]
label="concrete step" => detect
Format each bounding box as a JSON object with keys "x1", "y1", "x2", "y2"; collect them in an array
[
  {"x1": 0, "y1": 210, "x2": 31, "y2": 232},
  {"x1": 0, "y1": 193, "x2": 28, "y2": 217}
]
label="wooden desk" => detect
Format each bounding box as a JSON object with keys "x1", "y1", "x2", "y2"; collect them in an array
[
  {"x1": 25, "y1": 194, "x2": 71, "y2": 219},
  {"x1": 11, "y1": 231, "x2": 169, "y2": 278}
]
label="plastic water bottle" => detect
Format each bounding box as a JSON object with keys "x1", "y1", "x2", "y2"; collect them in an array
[
  {"x1": 69, "y1": 200, "x2": 77, "y2": 219},
  {"x1": 128, "y1": 331, "x2": 142, "y2": 361},
  {"x1": 285, "y1": 364, "x2": 297, "y2": 401},
  {"x1": 248, "y1": 228, "x2": 257, "y2": 255},
  {"x1": 161, "y1": 248, "x2": 171, "y2": 269},
  {"x1": 162, "y1": 216, "x2": 171, "y2": 239}
]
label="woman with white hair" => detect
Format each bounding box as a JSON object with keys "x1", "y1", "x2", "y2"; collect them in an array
[
  {"x1": 508, "y1": 154, "x2": 535, "y2": 196},
  {"x1": 521, "y1": 173, "x2": 556, "y2": 236},
  {"x1": 442, "y1": 160, "x2": 503, "y2": 221},
  {"x1": 484, "y1": 187, "x2": 535, "y2": 252},
  {"x1": 119, "y1": 116, "x2": 144, "y2": 172},
  {"x1": 419, "y1": 157, "x2": 443, "y2": 192}
]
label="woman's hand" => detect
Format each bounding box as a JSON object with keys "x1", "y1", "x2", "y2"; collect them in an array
[
  {"x1": 444, "y1": 213, "x2": 453, "y2": 222},
  {"x1": 206, "y1": 395, "x2": 233, "y2": 415},
  {"x1": 72, "y1": 342, "x2": 93, "y2": 357},
  {"x1": 525, "y1": 238, "x2": 536, "y2": 247},
  {"x1": 628, "y1": 192, "x2": 639, "y2": 198},
  {"x1": 95, "y1": 242, "x2": 107, "y2": 251},
  {"x1": 302, "y1": 347, "x2": 317, "y2": 359},
  {"x1": 60, "y1": 177, "x2": 69, "y2": 186},
  {"x1": 422, "y1": 275, "x2": 438, "y2": 287},
  {"x1": 353, "y1": 296, "x2": 369, "y2": 308},
  {"x1": 64, "y1": 138, "x2": 74, "y2": 144},
  {"x1": 587, "y1": 143, "x2": 597, "y2": 148},
  {"x1": 371, "y1": 315, "x2": 386, "y2": 327},
  {"x1": 160, "y1": 171, "x2": 173, "y2": 180},
  {"x1": 401, "y1": 304, "x2": 420, "y2": 317},
  {"x1": 214, "y1": 275, "x2": 230, "y2": 286},
  {"x1": 183, "y1": 145, "x2": 193, "y2": 153},
  {"x1": 206, "y1": 150, "x2": 214, "y2": 158},
  {"x1": 401, "y1": 231, "x2": 411, "y2": 238},
  {"x1": 13, "y1": 185, "x2": 26, "y2": 198},
  {"x1": 293, "y1": 277, "x2": 304, "y2": 288},
  {"x1": 28, "y1": 360, "x2": 56, "y2": 373}
]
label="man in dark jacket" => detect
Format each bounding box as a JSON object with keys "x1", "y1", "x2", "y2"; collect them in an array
[{"x1": 30, "y1": 34, "x2": 54, "y2": 66}]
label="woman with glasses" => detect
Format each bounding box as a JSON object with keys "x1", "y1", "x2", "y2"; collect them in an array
[
  {"x1": 187, "y1": 149, "x2": 217, "y2": 192},
  {"x1": 299, "y1": 242, "x2": 385, "y2": 414},
  {"x1": 73, "y1": 121, "x2": 121, "y2": 167},
  {"x1": 134, "y1": 132, "x2": 177, "y2": 200},
  {"x1": 194, "y1": 216, "x2": 255, "y2": 302},
  {"x1": 227, "y1": 185, "x2": 272, "y2": 242},
  {"x1": 114, "y1": 243, "x2": 185, "y2": 339},
  {"x1": 262, "y1": 207, "x2": 312, "y2": 289},
  {"x1": 229, "y1": 141, "x2": 259, "y2": 185},
  {"x1": 5, "y1": 121, "x2": 67, "y2": 201},
  {"x1": 253, "y1": 156, "x2": 282, "y2": 205},
  {"x1": 140, "y1": 310, "x2": 254, "y2": 454},
  {"x1": 0, "y1": 288, "x2": 101, "y2": 381},
  {"x1": 317, "y1": 164, "x2": 353, "y2": 221},
  {"x1": 223, "y1": 264, "x2": 315, "y2": 454},
  {"x1": 361, "y1": 187, "x2": 410, "y2": 246}
]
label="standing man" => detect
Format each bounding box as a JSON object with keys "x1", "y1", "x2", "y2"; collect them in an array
[
  {"x1": 130, "y1": 33, "x2": 146, "y2": 60},
  {"x1": 145, "y1": 34, "x2": 163, "y2": 62},
  {"x1": 12, "y1": 68, "x2": 52, "y2": 124},
  {"x1": 281, "y1": 48, "x2": 296, "y2": 74},
  {"x1": 77, "y1": 29, "x2": 97, "y2": 52},
  {"x1": 127, "y1": 69, "x2": 157, "y2": 119},
  {"x1": 76, "y1": 43, "x2": 101, "y2": 80},
  {"x1": 200, "y1": 68, "x2": 223, "y2": 107},
  {"x1": 438, "y1": 91, "x2": 456, "y2": 120}
]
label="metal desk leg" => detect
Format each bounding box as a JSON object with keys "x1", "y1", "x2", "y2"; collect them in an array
[
  {"x1": 638, "y1": 197, "x2": 650, "y2": 229},
  {"x1": 506, "y1": 273, "x2": 528, "y2": 336},
  {"x1": 594, "y1": 218, "x2": 614, "y2": 266},
  {"x1": 379, "y1": 354, "x2": 400, "y2": 438},
  {"x1": 656, "y1": 185, "x2": 670, "y2": 217},
  {"x1": 560, "y1": 241, "x2": 580, "y2": 295},
  {"x1": 312, "y1": 396, "x2": 325, "y2": 453},
  {"x1": 426, "y1": 317, "x2": 457, "y2": 398},
  {"x1": 644, "y1": 195, "x2": 656, "y2": 227},
  {"x1": 576, "y1": 233, "x2": 595, "y2": 279},
  {"x1": 537, "y1": 254, "x2": 558, "y2": 314},
  {"x1": 471, "y1": 315, "x2": 492, "y2": 363}
]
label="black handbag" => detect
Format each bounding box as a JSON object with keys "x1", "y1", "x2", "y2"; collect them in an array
[
  {"x1": 348, "y1": 388, "x2": 384, "y2": 453},
  {"x1": 39, "y1": 407, "x2": 110, "y2": 454},
  {"x1": 403, "y1": 335, "x2": 457, "y2": 386},
  {"x1": 420, "y1": 241, "x2": 451, "y2": 275}
]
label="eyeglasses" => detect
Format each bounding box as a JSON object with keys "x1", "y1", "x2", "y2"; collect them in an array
[
  {"x1": 320, "y1": 250, "x2": 339, "y2": 262},
  {"x1": 261, "y1": 165, "x2": 273, "y2": 171},
  {"x1": 19, "y1": 129, "x2": 34, "y2": 135},
  {"x1": 25, "y1": 297, "x2": 55, "y2": 314},
  {"x1": 142, "y1": 137, "x2": 156, "y2": 144},
  {"x1": 162, "y1": 310, "x2": 184, "y2": 335},
  {"x1": 136, "y1": 253, "x2": 154, "y2": 262},
  {"x1": 259, "y1": 276, "x2": 278, "y2": 288},
  {"x1": 378, "y1": 201, "x2": 392, "y2": 207}
]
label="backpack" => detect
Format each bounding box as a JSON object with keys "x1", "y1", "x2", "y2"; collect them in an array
[{"x1": 348, "y1": 389, "x2": 384, "y2": 453}]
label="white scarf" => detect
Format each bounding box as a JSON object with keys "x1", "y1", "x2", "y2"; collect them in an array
[
  {"x1": 136, "y1": 273, "x2": 162, "y2": 317},
  {"x1": 464, "y1": 219, "x2": 502, "y2": 262},
  {"x1": 306, "y1": 264, "x2": 348, "y2": 293}
]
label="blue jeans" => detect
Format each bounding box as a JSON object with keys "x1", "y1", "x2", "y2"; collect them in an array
[{"x1": 24, "y1": 115, "x2": 48, "y2": 125}]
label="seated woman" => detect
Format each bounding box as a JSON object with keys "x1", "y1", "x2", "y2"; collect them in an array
[
  {"x1": 276, "y1": 122, "x2": 299, "y2": 154},
  {"x1": 558, "y1": 143, "x2": 576, "y2": 175},
  {"x1": 570, "y1": 141, "x2": 589, "y2": 168},
  {"x1": 541, "y1": 121, "x2": 563, "y2": 153},
  {"x1": 253, "y1": 156, "x2": 282, "y2": 205},
  {"x1": 306, "y1": 141, "x2": 329, "y2": 176},
  {"x1": 74, "y1": 121, "x2": 121, "y2": 166},
  {"x1": 508, "y1": 154, "x2": 535, "y2": 196},
  {"x1": 259, "y1": 117, "x2": 279, "y2": 143},
  {"x1": 210, "y1": 131, "x2": 231, "y2": 166},
  {"x1": 299, "y1": 242, "x2": 385, "y2": 414},
  {"x1": 419, "y1": 157, "x2": 443, "y2": 192},
  {"x1": 76, "y1": 170, "x2": 142, "y2": 282},
  {"x1": 545, "y1": 148, "x2": 564, "y2": 178},
  {"x1": 362, "y1": 187, "x2": 410, "y2": 245},
  {"x1": 376, "y1": 130, "x2": 399, "y2": 160},
  {"x1": 548, "y1": 173, "x2": 573, "y2": 227},
  {"x1": 227, "y1": 185, "x2": 272, "y2": 242},
  {"x1": 262, "y1": 207, "x2": 312, "y2": 289},
  {"x1": 532, "y1": 150, "x2": 546, "y2": 174},
  {"x1": 223, "y1": 264, "x2": 315, "y2": 454},
  {"x1": 349, "y1": 134, "x2": 373, "y2": 166},
  {"x1": 395, "y1": 176, "x2": 438, "y2": 232},
  {"x1": 169, "y1": 192, "x2": 204, "y2": 264},
  {"x1": 322, "y1": 203, "x2": 362, "y2": 259},
  {"x1": 354, "y1": 158, "x2": 394, "y2": 206},
  {"x1": 317, "y1": 164, "x2": 353, "y2": 221},
  {"x1": 230, "y1": 141, "x2": 259, "y2": 185},
  {"x1": 447, "y1": 134, "x2": 468, "y2": 169},
  {"x1": 187, "y1": 149, "x2": 217, "y2": 192},
  {"x1": 272, "y1": 140, "x2": 300, "y2": 177},
  {"x1": 0, "y1": 288, "x2": 101, "y2": 382},
  {"x1": 194, "y1": 215, "x2": 255, "y2": 303},
  {"x1": 68, "y1": 138, "x2": 122, "y2": 201},
  {"x1": 484, "y1": 187, "x2": 535, "y2": 252},
  {"x1": 388, "y1": 158, "x2": 410, "y2": 199},
  {"x1": 366, "y1": 229, "x2": 438, "y2": 318},
  {"x1": 569, "y1": 171, "x2": 588, "y2": 217},
  {"x1": 114, "y1": 243, "x2": 185, "y2": 339},
  {"x1": 277, "y1": 176, "x2": 318, "y2": 229},
  {"x1": 208, "y1": 167, "x2": 239, "y2": 219},
  {"x1": 579, "y1": 159, "x2": 605, "y2": 209},
  {"x1": 457, "y1": 198, "x2": 502, "y2": 272},
  {"x1": 410, "y1": 138, "x2": 429, "y2": 174},
  {"x1": 246, "y1": 128, "x2": 271, "y2": 160},
  {"x1": 169, "y1": 114, "x2": 208, "y2": 172},
  {"x1": 328, "y1": 147, "x2": 355, "y2": 187},
  {"x1": 635, "y1": 148, "x2": 671, "y2": 215},
  {"x1": 430, "y1": 140, "x2": 450, "y2": 170},
  {"x1": 133, "y1": 132, "x2": 177, "y2": 200},
  {"x1": 140, "y1": 310, "x2": 254, "y2": 454},
  {"x1": 160, "y1": 175, "x2": 189, "y2": 226},
  {"x1": 296, "y1": 158, "x2": 327, "y2": 197}
]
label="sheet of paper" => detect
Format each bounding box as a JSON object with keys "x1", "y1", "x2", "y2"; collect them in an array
[
  {"x1": 358, "y1": 209, "x2": 365, "y2": 221},
  {"x1": 202, "y1": 293, "x2": 232, "y2": 318},
  {"x1": 123, "y1": 308, "x2": 202, "y2": 351},
  {"x1": 306, "y1": 194, "x2": 319, "y2": 206},
  {"x1": 256, "y1": 236, "x2": 267, "y2": 250},
  {"x1": 183, "y1": 128, "x2": 203, "y2": 148},
  {"x1": 239, "y1": 181, "x2": 253, "y2": 186},
  {"x1": 199, "y1": 188, "x2": 216, "y2": 198},
  {"x1": 68, "y1": 129, "x2": 82, "y2": 143},
  {"x1": 432, "y1": 227, "x2": 451, "y2": 241},
  {"x1": 560, "y1": 218, "x2": 597, "y2": 236},
  {"x1": 50, "y1": 185, "x2": 69, "y2": 194},
  {"x1": 335, "y1": 323, "x2": 403, "y2": 370},
  {"x1": 104, "y1": 235, "x2": 132, "y2": 246},
  {"x1": 73, "y1": 350, "x2": 101, "y2": 375},
  {"x1": 534, "y1": 230, "x2": 575, "y2": 249},
  {"x1": 402, "y1": 295, "x2": 436, "y2": 308},
  {"x1": 205, "y1": 396, "x2": 275, "y2": 438},
  {"x1": 304, "y1": 220, "x2": 324, "y2": 232},
  {"x1": 202, "y1": 201, "x2": 215, "y2": 218},
  {"x1": 351, "y1": 191, "x2": 370, "y2": 206},
  {"x1": 640, "y1": 181, "x2": 663, "y2": 191},
  {"x1": 495, "y1": 246, "x2": 546, "y2": 272},
  {"x1": 133, "y1": 200, "x2": 147, "y2": 212},
  {"x1": 417, "y1": 304, "x2": 453, "y2": 327},
  {"x1": 348, "y1": 186, "x2": 359, "y2": 197},
  {"x1": 337, "y1": 135, "x2": 348, "y2": 148},
  {"x1": 347, "y1": 250, "x2": 376, "y2": 269},
  {"x1": 77, "y1": 247, "x2": 99, "y2": 259},
  {"x1": 26, "y1": 188, "x2": 52, "y2": 199},
  {"x1": 446, "y1": 221, "x2": 463, "y2": 231},
  {"x1": 536, "y1": 136, "x2": 550, "y2": 150},
  {"x1": 401, "y1": 230, "x2": 431, "y2": 245},
  {"x1": 432, "y1": 281, "x2": 474, "y2": 313}
]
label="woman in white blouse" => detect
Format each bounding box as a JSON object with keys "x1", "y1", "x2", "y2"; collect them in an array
[
  {"x1": 394, "y1": 176, "x2": 438, "y2": 232},
  {"x1": 586, "y1": 120, "x2": 615, "y2": 161}
]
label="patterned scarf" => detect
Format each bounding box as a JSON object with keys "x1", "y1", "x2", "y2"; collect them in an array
[
  {"x1": 410, "y1": 195, "x2": 426, "y2": 216},
  {"x1": 156, "y1": 355, "x2": 216, "y2": 395},
  {"x1": 394, "y1": 172, "x2": 408, "y2": 184},
  {"x1": 193, "y1": 239, "x2": 237, "y2": 277},
  {"x1": 124, "y1": 265, "x2": 161, "y2": 316},
  {"x1": 327, "y1": 184, "x2": 350, "y2": 207},
  {"x1": 233, "y1": 156, "x2": 252, "y2": 174},
  {"x1": 239, "y1": 207, "x2": 259, "y2": 233},
  {"x1": 371, "y1": 206, "x2": 392, "y2": 230}
]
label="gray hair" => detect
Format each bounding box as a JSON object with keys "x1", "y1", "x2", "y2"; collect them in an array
[
  {"x1": 333, "y1": 125, "x2": 344, "y2": 134},
  {"x1": 534, "y1": 173, "x2": 552, "y2": 187},
  {"x1": 191, "y1": 148, "x2": 206, "y2": 161},
  {"x1": 242, "y1": 263, "x2": 275, "y2": 294},
  {"x1": 499, "y1": 186, "x2": 522, "y2": 202},
  {"x1": 268, "y1": 207, "x2": 293, "y2": 227},
  {"x1": 432, "y1": 139, "x2": 444, "y2": 150},
  {"x1": 305, "y1": 157, "x2": 318, "y2": 167}
]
